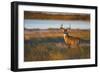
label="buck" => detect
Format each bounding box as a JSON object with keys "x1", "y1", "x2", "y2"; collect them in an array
[{"x1": 63, "y1": 29, "x2": 80, "y2": 48}]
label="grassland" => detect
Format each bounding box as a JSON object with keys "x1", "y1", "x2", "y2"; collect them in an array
[{"x1": 24, "y1": 29, "x2": 90, "y2": 61}]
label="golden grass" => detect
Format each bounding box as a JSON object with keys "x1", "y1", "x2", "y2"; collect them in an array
[
  {"x1": 24, "y1": 29, "x2": 90, "y2": 40},
  {"x1": 24, "y1": 29, "x2": 90, "y2": 61},
  {"x1": 24, "y1": 42, "x2": 90, "y2": 61}
]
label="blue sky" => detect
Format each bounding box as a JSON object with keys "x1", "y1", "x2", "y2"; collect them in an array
[{"x1": 24, "y1": 19, "x2": 90, "y2": 29}]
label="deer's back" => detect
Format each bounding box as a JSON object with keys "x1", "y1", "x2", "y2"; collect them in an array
[{"x1": 64, "y1": 35, "x2": 80, "y2": 46}]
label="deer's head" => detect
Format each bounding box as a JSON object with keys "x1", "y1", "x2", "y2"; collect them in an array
[{"x1": 64, "y1": 29, "x2": 69, "y2": 35}]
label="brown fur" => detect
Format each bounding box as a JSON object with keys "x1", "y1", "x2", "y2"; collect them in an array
[{"x1": 64, "y1": 29, "x2": 80, "y2": 48}]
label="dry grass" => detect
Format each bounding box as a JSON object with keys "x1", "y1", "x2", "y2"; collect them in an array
[
  {"x1": 24, "y1": 29, "x2": 90, "y2": 61},
  {"x1": 24, "y1": 29, "x2": 90, "y2": 40}
]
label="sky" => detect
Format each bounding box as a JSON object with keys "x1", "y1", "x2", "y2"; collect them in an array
[{"x1": 24, "y1": 19, "x2": 90, "y2": 29}]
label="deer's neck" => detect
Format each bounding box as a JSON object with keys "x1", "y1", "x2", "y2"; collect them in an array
[{"x1": 64, "y1": 34, "x2": 69, "y2": 40}]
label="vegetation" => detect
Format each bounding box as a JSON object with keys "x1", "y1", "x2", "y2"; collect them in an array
[
  {"x1": 24, "y1": 11, "x2": 90, "y2": 21},
  {"x1": 24, "y1": 29, "x2": 90, "y2": 61}
]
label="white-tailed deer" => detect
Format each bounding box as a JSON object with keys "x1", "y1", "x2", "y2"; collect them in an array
[{"x1": 63, "y1": 29, "x2": 80, "y2": 48}]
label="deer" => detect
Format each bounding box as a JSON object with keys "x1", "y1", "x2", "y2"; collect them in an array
[{"x1": 63, "y1": 28, "x2": 80, "y2": 48}]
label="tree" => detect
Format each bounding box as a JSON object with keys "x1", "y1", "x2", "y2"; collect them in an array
[{"x1": 60, "y1": 24, "x2": 64, "y2": 29}]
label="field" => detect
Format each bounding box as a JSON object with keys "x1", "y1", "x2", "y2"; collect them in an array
[{"x1": 24, "y1": 29, "x2": 90, "y2": 61}]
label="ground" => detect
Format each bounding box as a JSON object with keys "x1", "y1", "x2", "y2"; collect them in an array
[{"x1": 24, "y1": 29, "x2": 90, "y2": 61}]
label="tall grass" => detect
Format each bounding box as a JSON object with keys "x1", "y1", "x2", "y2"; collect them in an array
[{"x1": 24, "y1": 37, "x2": 90, "y2": 61}]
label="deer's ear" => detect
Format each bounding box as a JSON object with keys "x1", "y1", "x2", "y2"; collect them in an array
[{"x1": 60, "y1": 29, "x2": 64, "y2": 32}]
